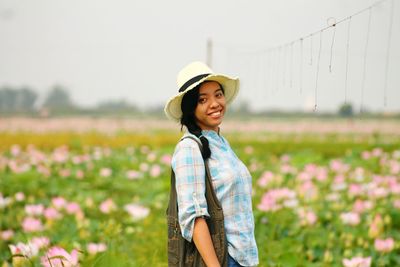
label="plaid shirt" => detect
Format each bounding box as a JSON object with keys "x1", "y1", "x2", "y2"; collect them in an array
[{"x1": 171, "y1": 130, "x2": 259, "y2": 266}]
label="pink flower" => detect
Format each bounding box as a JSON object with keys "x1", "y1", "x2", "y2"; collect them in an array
[
  {"x1": 59, "y1": 168, "x2": 71, "y2": 177},
  {"x1": 340, "y1": 212, "x2": 361, "y2": 226},
  {"x1": 258, "y1": 188, "x2": 297, "y2": 212},
  {"x1": 1, "y1": 229, "x2": 14, "y2": 240},
  {"x1": 52, "y1": 197, "x2": 67, "y2": 210},
  {"x1": 31, "y1": 236, "x2": 50, "y2": 249},
  {"x1": 0, "y1": 194, "x2": 12, "y2": 208},
  {"x1": 298, "y1": 181, "x2": 318, "y2": 201},
  {"x1": 10, "y1": 144, "x2": 21, "y2": 156},
  {"x1": 315, "y1": 168, "x2": 328, "y2": 181},
  {"x1": 372, "y1": 148, "x2": 383, "y2": 157},
  {"x1": 41, "y1": 246, "x2": 79, "y2": 267},
  {"x1": 304, "y1": 163, "x2": 317, "y2": 175},
  {"x1": 44, "y1": 207, "x2": 62, "y2": 220},
  {"x1": 9, "y1": 242, "x2": 39, "y2": 258},
  {"x1": 15, "y1": 192, "x2": 25, "y2": 201},
  {"x1": 390, "y1": 160, "x2": 400, "y2": 174},
  {"x1": 393, "y1": 199, "x2": 400, "y2": 209},
  {"x1": 147, "y1": 152, "x2": 156, "y2": 162},
  {"x1": 368, "y1": 214, "x2": 384, "y2": 238},
  {"x1": 150, "y1": 164, "x2": 161, "y2": 177},
  {"x1": 126, "y1": 170, "x2": 141, "y2": 180},
  {"x1": 66, "y1": 202, "x2": 81, "y2": 214},
  {"x1": 348, "y1": 184, "x2": 363, "y2": 196},
  {"x1": 352, "y1": 199, "x2": 373, "y2": 214},
  {"x1": 99, "y1": 198, "x2": 117, "y2": 214},
  {"x1": 161, "y1": 154, "x2": 172, "y2": 165},
  {"x1": 280, "y1": 154, "x2": 290, "y2": 162},
  {"x1": 87, "y1": 243, "x2": 107, "y2": 255},
  {"x1": 139, "y1": 163, "x2": 149, "y2": 172},
  {"x1": 342, "y1": 256, "x2": 371, "y2": 267},
  {"x1": 124, "y1": 203, "x2": 150, "y2": 220},
  {"x1": 22, "y1": 217, "x2": 44, "y2": 232},
  {"x1": 361, "y1": 151, "x2": 371, "y2": 160},
  {"x1": 298, "y1": 209, "x2": 317, "y2": 226},
  {"x1": 257, "y1": 171, "x2": 274, "y2": 188},
  {"x1": 374, "y1": 238, "x2": 395, "y2": 253},
  {"x1": 244, "y1": 146, "x2": 254, "y2": 155},
  {"x1": 52, "y1": 147, "x2": 69, "y2": 163},
  {"x1": 99, "y1": 168, "x2": 112, "y2": 177},
  {"x1": 75, "y1": 170, "x2": 84, "y2": 179},
  {"x1": 330, "y1": 159, "x2": 349, "y2": 173},
  {"x1": 280, "y1": 164, "x2": 296, "y2": 174},
  {"x1": 25, "y1": 204, "x2": 45, "y2": 216}
]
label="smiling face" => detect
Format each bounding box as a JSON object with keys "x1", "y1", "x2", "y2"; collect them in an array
[{"x1": 194, "y1": 81, "x2": 226, "y2": 132}]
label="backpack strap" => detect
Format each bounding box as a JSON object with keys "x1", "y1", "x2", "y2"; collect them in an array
[{"x1": 167, "y1": 135, "x2": 222, "y2": 221}]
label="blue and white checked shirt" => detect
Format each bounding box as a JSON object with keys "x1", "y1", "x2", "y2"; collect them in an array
[{"x1": 171, "y1": 130, "x2": 259, "y2": 266}]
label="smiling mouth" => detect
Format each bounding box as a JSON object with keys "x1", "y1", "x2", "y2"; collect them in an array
[{"x1": 208, "y1": 110, "x2": 222, "y2": 118}]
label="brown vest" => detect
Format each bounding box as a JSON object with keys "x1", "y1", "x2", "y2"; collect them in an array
[{"x1": 166, "y1": 136, "x2": 228, "y2": 267}]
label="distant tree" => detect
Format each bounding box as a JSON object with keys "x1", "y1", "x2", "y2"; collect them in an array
[
  {"x1": 0, "y1": 87, "x2": 17, "y2": 112},
  {"x1": 96, "y1": 99, "x2": 138, "y2": 113},
  {"x1": 16, "y1": 87, "x2": 38, "y2": 111},
  {"x1": 231, "y1": 100, "x2": 251, "y2": 115},
  {"x1": 338, "y1": 103, "x2": 354, "y2": 117},
  {"x1": 0, "y1": 86, "x2": 38, "y2": 113},
  {"x1": 43, "y1": 85, "x2": 74, "y2": 110}
]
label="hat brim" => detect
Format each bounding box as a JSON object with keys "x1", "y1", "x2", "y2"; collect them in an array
[{"x1": 164, "y1": 74, "x2": 239, "y2": 122}]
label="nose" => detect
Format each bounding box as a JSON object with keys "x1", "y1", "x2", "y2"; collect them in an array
[{"x1": 210, "y1": 97, "x2": 219, "y2": 108}]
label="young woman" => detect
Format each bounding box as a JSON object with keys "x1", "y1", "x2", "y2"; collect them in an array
[{"x1": 165, "y1": 62, "x2": 259, "y2": 267}]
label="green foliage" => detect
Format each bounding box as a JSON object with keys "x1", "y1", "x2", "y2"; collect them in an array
[
  {"x1": 0, "y1": 131, "x2": 399, "y2": 266},
  {"x1": 338, "y1": 103, "x2": 354, "y2": 117},
  {"x1": 0, "y1": 86, "x2": 38, "y2": 113}
]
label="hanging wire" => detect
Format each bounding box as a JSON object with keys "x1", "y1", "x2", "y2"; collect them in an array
[
  {"x1": 220, "y1": 0, "x2": 390, "y2": 110},
  {"x1": 344, "y1": 17, "x2": 352, "y2": 104},
  {"x1": 327, "y1": 18, "x2": 337, "y2": 73},
  {"x1": 290, "y1": 42, "x2": 294, "y2": 88},
  {"x1": 300, "y1": 38, "x2": 303, "y2": 94},
  {"x1": 282, "y1": 45, "x2": 287, "y2": 87},
  {"x1": 314, "y1": 31, "x2": 323, "y2": 112},
  {"x1": 309, "y1": 34, "x2": 313, "y2": 65},
  {"x1": 276, "y1": 47, "x2": 281, "y2": 92},
  {"x1": 383, "y1": 0, "x2": 395, "y2": 107},
  {"x1": 360, "y1": 8, "x2": 372, "y2": 113}
]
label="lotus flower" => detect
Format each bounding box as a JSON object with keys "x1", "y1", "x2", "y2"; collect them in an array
[
  {"x1": 22, "y1": 217, "x2": 44, "y2": 232},
  {"x1": 124, "y1": 203, "x2": 150, "y2": 220},
  {"x1": 99, "y1": 198, "x2": 117, "y2": 214},
  {"x1": 1, "y1": 229, "x2": 14, "y2": 240},
  {"x1": 374, "y1": 238, "x2": 394, "y2": 253},
  {"x1": 87, "y1": 242, "x2": 107, "y2": 255},
  {"x1": 41, "y1": 246, "x2": 79, "y2": 267},
  {"x1": 340, "y1": 212, "x2": 361, "y2": 226},
  {"x1": 342, "y1": 256, "x2": 371, "y2": 267}
]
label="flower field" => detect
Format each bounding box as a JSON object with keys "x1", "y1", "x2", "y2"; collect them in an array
[{"x1": 0, "y1": 121, "x2": 400, "y2": 267}]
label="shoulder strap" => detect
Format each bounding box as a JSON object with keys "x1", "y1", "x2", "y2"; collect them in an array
[{"x1": 167, "y1": 136, "x2": 222, "y2": 220}]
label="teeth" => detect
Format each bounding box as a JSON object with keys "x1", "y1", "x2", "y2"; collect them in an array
[{"x1": 210, "y1": 111, "x2": 221, "y2": 117}]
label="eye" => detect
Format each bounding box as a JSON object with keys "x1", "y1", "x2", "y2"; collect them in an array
[
  {"x1": 198, "y1": 98, "x2": 206, "y2": 104},
  {"x1": 215, "y1": 91, "x2": 223, "y2": 98}
]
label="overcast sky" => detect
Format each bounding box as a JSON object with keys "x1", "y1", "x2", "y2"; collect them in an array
[{"x1": 0, "y1": 0, "x2": 399, "y2": 112}]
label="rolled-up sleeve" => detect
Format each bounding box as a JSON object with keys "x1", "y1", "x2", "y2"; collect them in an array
[{"x1": 171, "y1": 138, "x2": 210, "y2": 242}]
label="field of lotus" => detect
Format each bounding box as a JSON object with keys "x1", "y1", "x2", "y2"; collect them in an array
[{"x1": 0, "y1": 125, "x2": 399, "y2": 267}]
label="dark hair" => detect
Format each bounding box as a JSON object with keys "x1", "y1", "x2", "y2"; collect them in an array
[{"x1": 180, "y1": 82, "x2": 224, "y2": 160}]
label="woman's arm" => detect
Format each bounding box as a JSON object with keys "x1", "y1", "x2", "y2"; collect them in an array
[{"x1": 192, "y1": 217, "x2": 221, "y2": 267}]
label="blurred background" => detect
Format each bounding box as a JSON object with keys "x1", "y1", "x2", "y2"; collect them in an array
[
  {"x1": 0, "y1": 0, "x2": 399, "y2": 119},
  {"x1": 1, "y1": 1, "x2": 400, "y2": 266}
]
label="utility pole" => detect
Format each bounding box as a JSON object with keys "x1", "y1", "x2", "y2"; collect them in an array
[{"x1": 206, "y1": 38, "x2": 213, "y2": 68}]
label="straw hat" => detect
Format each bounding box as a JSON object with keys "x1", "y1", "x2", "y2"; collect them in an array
[{"x1": 164, "y1": 61, "x2": 240, "y2": 122}]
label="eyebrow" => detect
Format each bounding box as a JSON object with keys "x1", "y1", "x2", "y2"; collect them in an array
[{"x1": 199, "y1": 88, "x2": 223, "y2": 96}]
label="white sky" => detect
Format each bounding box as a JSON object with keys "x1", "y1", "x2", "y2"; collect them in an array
[{"x1": 0, "y1": 0, "x2": 399, "y2": 112}]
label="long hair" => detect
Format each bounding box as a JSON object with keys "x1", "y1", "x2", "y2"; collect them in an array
[{"x1": 180, "y1": 82, "x2": 223, "y2": 160}]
